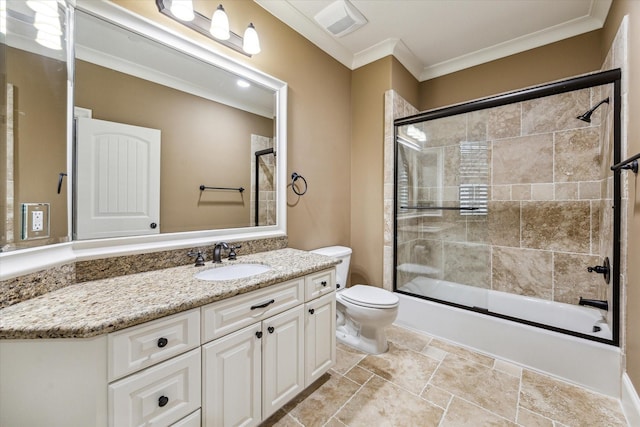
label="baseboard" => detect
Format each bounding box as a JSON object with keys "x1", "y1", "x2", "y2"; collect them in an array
[{"x1": 622, "y1": 373, "x2": 640, "y2": 426}]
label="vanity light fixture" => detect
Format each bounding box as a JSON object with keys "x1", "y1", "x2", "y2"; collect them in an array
[{"x1": 156, "y1": 0, "x2": 261, "y2": 57}]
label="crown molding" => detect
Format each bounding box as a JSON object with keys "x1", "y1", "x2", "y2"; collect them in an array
[{"x1": 255, "y1": 0, "x2": 612, "y2": 82}]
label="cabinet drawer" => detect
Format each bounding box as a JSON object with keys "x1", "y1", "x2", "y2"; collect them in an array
[
  {"x1": 108, "y1": 309, "x2": 200, "y2": 381},
  {"x1": 305, "y1": 269, "x2": 336, "y2": 301},
  {"x1": 201, "y1": 278, "x2": 304, "y2": 343},
  {"x1": 109, "y1": 348, "x2": 201, "y2": 427},
  {"x1": 171, "y1": 409, "x2": 201, "y2": 427}
]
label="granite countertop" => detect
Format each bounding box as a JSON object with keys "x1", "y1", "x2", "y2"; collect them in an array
[{"x1": 0, "y1": 248, "x2": 339, "y2": 340}]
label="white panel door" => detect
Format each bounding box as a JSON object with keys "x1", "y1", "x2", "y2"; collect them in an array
[
  {"x1": 305, "y1": 292, "x2": 336, "y2": 387},
  {"x1": 262, "y1": 305, "x2": 304, "y2": 419},
  {"x1": 76, "y1": 117, "x2": 161, "y2": 239},
  {"x1": 202, "y1": 323, "x2": 262, "y2": 427}
]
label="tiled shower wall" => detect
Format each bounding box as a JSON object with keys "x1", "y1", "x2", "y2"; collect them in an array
[
  {"x1": 250, "y1": 134, "x2": 276, "y2": 227},
  {"x1": 393, "y1": 86, "x2": 614, "y2": 306}
]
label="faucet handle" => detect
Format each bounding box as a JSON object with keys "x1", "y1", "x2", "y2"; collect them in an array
[
  {"x1": 228, "y1": 244, "x2": 242, "y2": 260},
  {"x1": 188, "y1": 250, "x2": 206, "y2": 267}
]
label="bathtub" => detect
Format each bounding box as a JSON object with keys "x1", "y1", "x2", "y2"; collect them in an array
[{"x1": 395, "y1": 277, "x2": 621, "y2": 397}]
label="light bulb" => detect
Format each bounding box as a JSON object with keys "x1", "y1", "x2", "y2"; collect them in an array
[
  {"x1": 209, "y1": 4, "x2": 230, "y2": 40},
  {"x1": 242, "y1": 23, "x2": 260, "y2": 55},
  {"x1": 170, "y1": 0, "x2": 194, "y2": 22}
]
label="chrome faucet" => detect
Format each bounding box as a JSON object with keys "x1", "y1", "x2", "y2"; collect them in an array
[{"x1": 212, "y1": 242, "x2": 229, "y2": 263}]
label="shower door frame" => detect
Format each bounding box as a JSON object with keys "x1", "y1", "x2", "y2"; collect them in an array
[{"x1": 393, "y1": 68, "x2": 622, "y2": 346}]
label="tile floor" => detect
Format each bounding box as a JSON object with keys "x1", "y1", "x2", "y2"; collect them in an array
[{"x1": 261, "y1": 325, "x2": 628, "y2": 427}]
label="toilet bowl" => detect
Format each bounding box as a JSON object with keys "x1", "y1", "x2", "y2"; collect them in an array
[{"x1": 310, "y1": 246, "x2": 399, "y2": 354}]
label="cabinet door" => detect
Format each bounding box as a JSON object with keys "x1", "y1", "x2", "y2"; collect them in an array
[
  {"x1": 262, "y1": 305, "x2": 304, "y2": 419},
  {"x1": 202, "y1": 323, "x2": 262, "y2": 427},
  {"x1": 305, "y1": 292, "x2": 336, "y2": 387}
]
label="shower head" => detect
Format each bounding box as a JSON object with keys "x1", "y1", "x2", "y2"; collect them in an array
[{"x1": 576, "y1": 97, "x2": 609, "y2": 123}]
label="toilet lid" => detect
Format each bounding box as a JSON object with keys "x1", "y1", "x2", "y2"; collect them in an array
[{"x1": 340, "y1": 285, "x2": 399, "y2": 308}]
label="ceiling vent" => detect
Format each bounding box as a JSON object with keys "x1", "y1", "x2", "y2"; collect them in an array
[{"x1": 314, "y1": 0, "x2": 368, "y2": 38}]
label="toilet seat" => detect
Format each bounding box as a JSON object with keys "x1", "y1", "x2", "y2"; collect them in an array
[{"x1": 340, "y1": 285, "x2": 399, "y2": 309}]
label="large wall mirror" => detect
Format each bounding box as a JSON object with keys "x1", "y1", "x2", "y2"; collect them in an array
[{"x1": 1, "y1": 0, "x2": 287, "y2": 274}]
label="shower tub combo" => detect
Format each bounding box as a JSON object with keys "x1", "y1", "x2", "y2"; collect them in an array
[{"x1": 392, "y1": 69, "x2": 622, "y2": 397}]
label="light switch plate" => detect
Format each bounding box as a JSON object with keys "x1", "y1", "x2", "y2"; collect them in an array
[{"x1": 21, "y1": 203, "x2": 50, "y2": 240}]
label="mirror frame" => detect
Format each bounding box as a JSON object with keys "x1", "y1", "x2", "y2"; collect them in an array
[{"x1": 0, "y1": 0, "x2": 287, "y2": 280}]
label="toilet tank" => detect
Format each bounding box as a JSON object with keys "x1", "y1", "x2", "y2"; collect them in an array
[{"x1": 310, "y1": 246, "x2": 352, "y2": 289}]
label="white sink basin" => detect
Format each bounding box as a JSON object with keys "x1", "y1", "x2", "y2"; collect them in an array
[{"x1": 194, "y1": 263, "x2": 271, "y2": 281}]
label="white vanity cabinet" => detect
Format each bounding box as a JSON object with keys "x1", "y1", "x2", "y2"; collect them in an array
[
  {"x1": 0, "y1": 268, "x2": 336, "y2": 427},
  {"x1": 201, "y1": 270, "x2": 336, "y2": 426}
]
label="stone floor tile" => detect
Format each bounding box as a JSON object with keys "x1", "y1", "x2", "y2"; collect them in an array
[
  {"x1": 441, "y1": 397, "x2": 517, "y2": 426},
  {"x1": 335, "y1": 376, "x2": 444, "y2": 427},
  {"x1": 516, "y1": 407, "x2": 554, "y2": 427},
  {"x1": 261, "y1": 409, "x2": 303, "y2": 427},
  {"x1": 385, "y1": 324, "x2": 432, "y2": 351},
  {"x1": 493, "y1": 359, "x2": 522, "y2": 378},
  {"x1": 519, "y1": 370, "x2": 627, "y2": 427},
  {"x1": 357, "y1": 342, "x2": 440, "y2": 394},
  {"x1": 344, "y1": 366, "x2": 373, "y2": 385},
  {"x1": 324, "y1": 417, "x2": 348, "y2": 427},
  {"x1": 421, "y1": 384, "x2": 453, "y2": 409},
  {"x1": 332, "y1": 342, "x2": 367, "y2": 375},
  {"x1": 429, "y1": 338, "x2": 495, "y2": 366},
  {"x1": 283, "y1": 373, "x2": 360, "y2": 427},
  {"x1": 430, "y1": 353, "x2": 520, "y2": 421}
]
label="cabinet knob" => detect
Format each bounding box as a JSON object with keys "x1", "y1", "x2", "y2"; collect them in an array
[
  {"x1": 158, "y1": 395, "x2": 169, "y2": 407},
  {"x1": 308, "y1": 308, "x2": 315, "y2": 315},
  {"x1": 157, "y1": 337, "x2": 168, "y2": 348},
  {"x1": 267, "y1": 326, "x2": 275, "y2": 334},
  {"x1": 256, "y1": 331, "x2": 263, "y2": 339},
  {"x1": 321, "y1": 281, "x2": 327, "y2": 287}
]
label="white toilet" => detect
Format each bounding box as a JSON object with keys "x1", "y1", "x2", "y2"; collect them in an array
[{"x1": 310, "y1": 246, "x2": 399, "y2": 354}]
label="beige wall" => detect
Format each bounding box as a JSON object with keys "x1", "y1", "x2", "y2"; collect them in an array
[
  {"x1": 603, "y1": 0, "x2": 640, "y2": 397},
  {"x1": 113, "y1": 0, "x2": 352, "y2": 251},
  {"x1": 350, "y1": 57, "x2": 392, "y2": 286},
  {"x1": 6, "y1": 48, "x2": 68, "y2": 248},
  {"x1": 418, "y1": 31, "x2": 603, "y2": 111},
  {"x1": 75, "y1": 60, "x2": 273, "y2": 232}
]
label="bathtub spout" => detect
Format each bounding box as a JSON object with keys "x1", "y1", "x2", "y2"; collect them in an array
[{"x1": 579, "y1": 297, "x2": 608, "y2": 311}]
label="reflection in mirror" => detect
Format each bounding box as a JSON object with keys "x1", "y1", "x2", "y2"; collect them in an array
[
  {"x1": 74, "y1": 9, "x2": 277, "y2": 239},
  {"x1": 1, "y1": 0, "x2": 70, "y2": 252}
]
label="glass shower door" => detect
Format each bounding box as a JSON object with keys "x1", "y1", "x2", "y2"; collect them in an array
[{"x1": 394, "y1": 70, "x2": 621, "y2": 344}]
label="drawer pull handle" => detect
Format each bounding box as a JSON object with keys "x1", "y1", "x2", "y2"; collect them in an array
[
  {"x1": 308, "y1": 308, "x2": 315, "y2": 315},
  {"x1": 158, "y1": 396, "x2": 169, "y2": 407},
  {"x1": 256, "y1": 331, "x2": 263, "y2": 339},
  {"x1": 251, "y1": 299, "x2": 275, "y2": 310},
  {"x1": 268, "y1": 326, "x2": 275, "y2": 334},
  {"x1": 321, "y1": 281, "x2": 327, "y2": 286},
  {"x1": 157, "y1": 337, "x2": 168, "y2": 348}
]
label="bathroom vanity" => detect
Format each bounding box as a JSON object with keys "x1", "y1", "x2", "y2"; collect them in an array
[{"x1": 0, "y1": 249, "x2": 338, "y2": 427}]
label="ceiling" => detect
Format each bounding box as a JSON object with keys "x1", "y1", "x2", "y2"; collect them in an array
[{"x1": 255, "y1": 0, "x2": 612, "y2": 81}]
